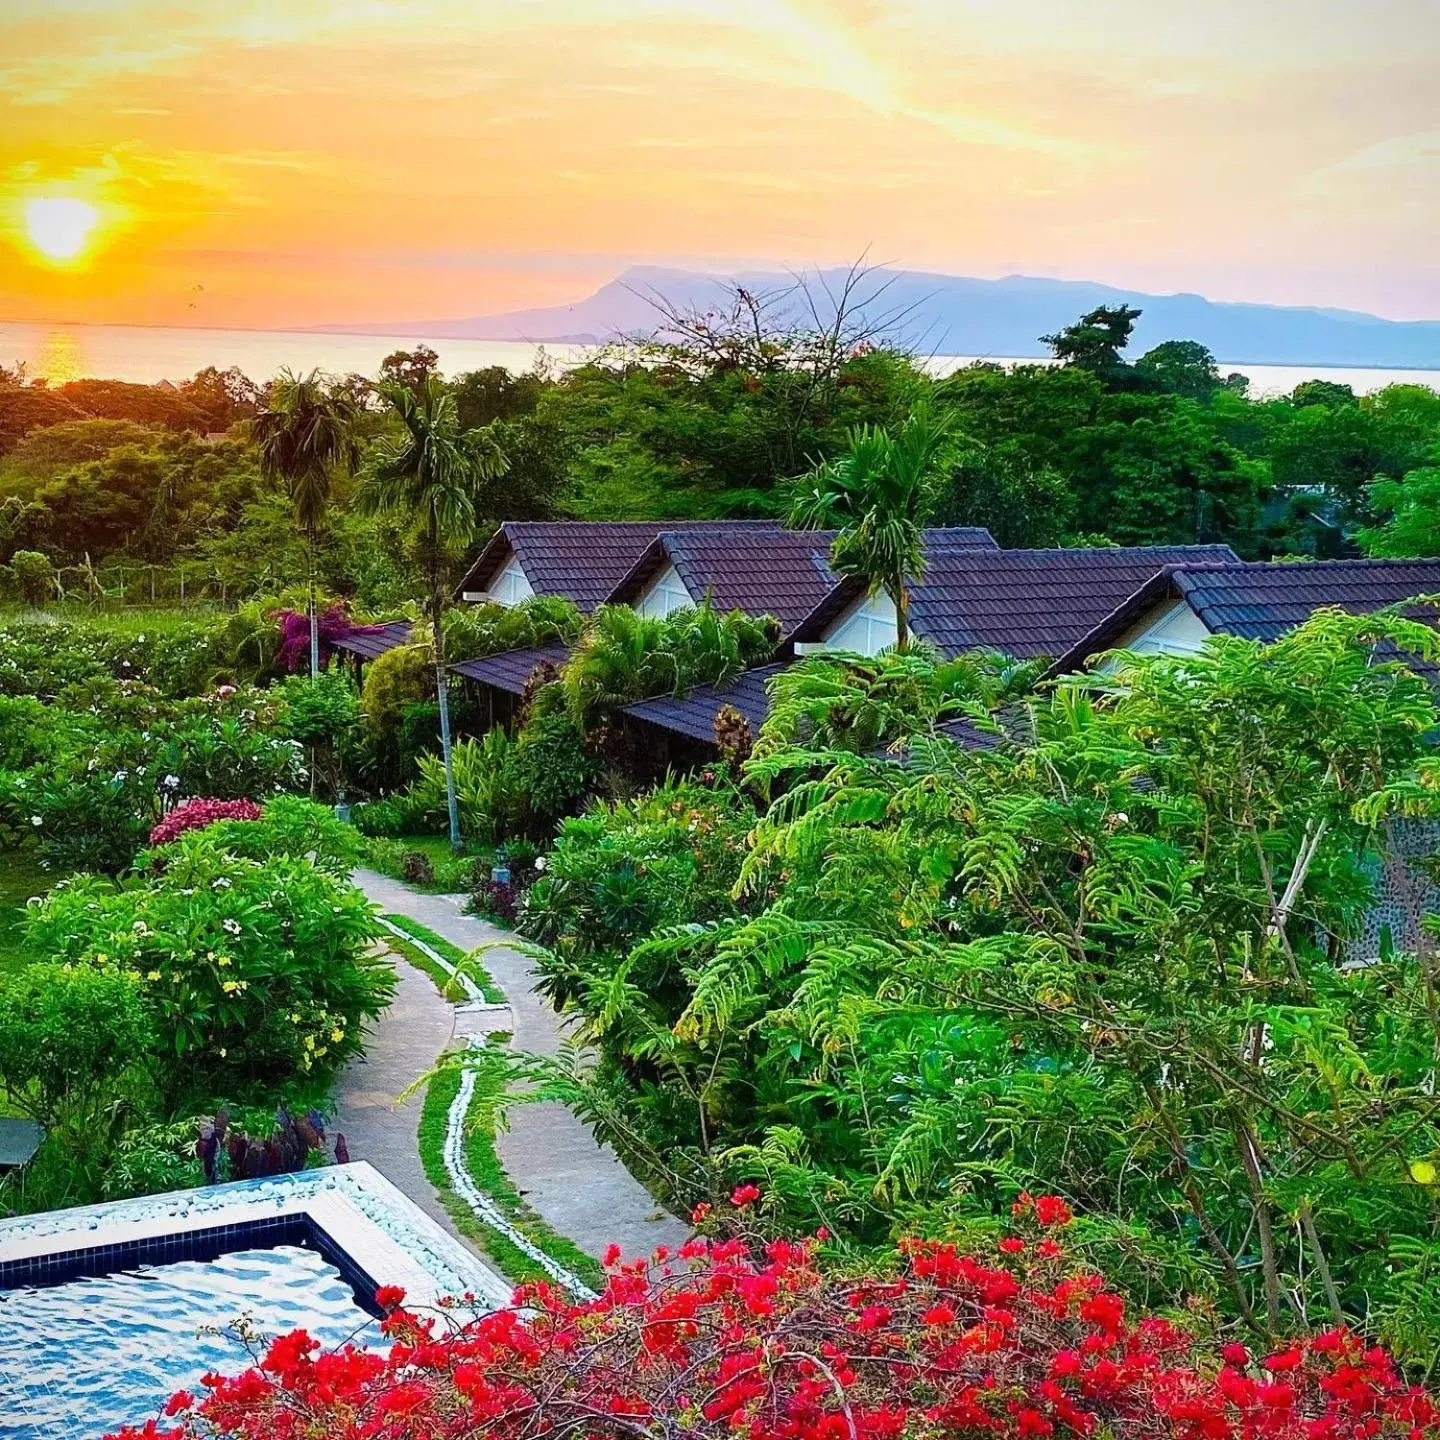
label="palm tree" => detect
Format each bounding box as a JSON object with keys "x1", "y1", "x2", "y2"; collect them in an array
[
  {"x1": 356, "y1": 377, "x2": 506, "y2": 850},
  {"x1": 252, "y1": 369, "x2": 361, "y2": 676},
  {"x1": 788, "y1": 407, "x2": 955, "y2": 650}
]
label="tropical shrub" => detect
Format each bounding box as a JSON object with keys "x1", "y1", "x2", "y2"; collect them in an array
[
  {"x1": 522, "y1": 777, "x2": 752, "y2": 988},
  {"x1": 561, "y1": 601, "x2": 776, "y2": 730},
  {"x1": 9, "y1": 548, "x2": 56, "y2": 604},
  {"x1": 442, "y1": 593, "x2": 582, "y2": 663},
  {"x1": 12, "y1": 763, "x2": 153, "y2": 873},
  {"x1": 0, "y1": 963, "x2": 152, "y2": 1142},
  {"x1": 273, "y1": 669, "x2": 362, "y2": 798},
  {"x1": 510, "y1": 705, "x2": 600, "y2": 829},
  {"x1": 412, "y1": 729, "x2": 525, "y2": 843},
  {"x1": 472, "y1": 876, "x2": 518, "y2": 923},
  {"x1": 359, "y1": 636, "x2": 435, "y2": 787},
  {"x1": 149, "y1": 795, "x2": 361, "y2": 876},
  {"x1": 152, "y1": 715, "x2": 306, "y2": 801},
  {"x1": 148, "y1": 797, "x2": 261, "y2": 847},
  {"x1": 109, "y1": 1196, "x2": 1440, "y2": 1440},
  {"x1": 27, "y1": 833, "x2": 391, "y2": 1101}
]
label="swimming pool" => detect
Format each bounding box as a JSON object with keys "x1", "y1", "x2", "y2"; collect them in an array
[
  {"x1": 0, "y1": 1244, "x2": 383, "y2": 1439},
  {"x1": 0, "y1": 1163, "x2": 513, "y2": 1440}
]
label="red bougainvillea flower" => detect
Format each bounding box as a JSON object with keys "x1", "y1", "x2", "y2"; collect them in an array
[
  {"x1": 149, "y1": 798, "x2": 261, "y2": 848},
  {"x1": 730, "y1": 1183, "x2": 760, "y2": 1208},
  {"x1": 374, "y1": 1285, "x2": 406, "y2": 1312},
  {"x1": 105, "y1": 1221, "x2": 1440, "y2": 1440}
]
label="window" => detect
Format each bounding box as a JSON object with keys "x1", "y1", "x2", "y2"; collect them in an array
[{"x1": 635, "y1": 562, "x2": 694, "y2": 619}]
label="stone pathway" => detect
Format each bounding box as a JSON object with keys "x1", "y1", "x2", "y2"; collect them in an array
[
  {"x1": 346, "y1": 868, "x2": 690, "y2": 1263},
  {"x1": 330, "y1": 942, "x2": 470, "y2": 1245}
]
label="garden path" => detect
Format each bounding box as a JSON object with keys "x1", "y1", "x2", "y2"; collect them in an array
[{"x1": 348, "y1": 868, "x2": 690, "y2": 1263}]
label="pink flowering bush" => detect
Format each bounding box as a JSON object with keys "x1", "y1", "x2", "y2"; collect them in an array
[
  {"x1": 109, "y1": 1194, "x2": 1440, "y2": 1440},
  {"x1": 148, "y1": 798, "x2": 261, "y2": 848},
  {"x1": 275, "y1": 606, "x2": 383, "y2": 674}
]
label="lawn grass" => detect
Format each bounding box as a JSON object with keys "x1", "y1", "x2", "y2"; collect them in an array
[
  {"x1": 379, "y1": 913, "x2": 507, "y2": 1006},
  {"x1": 417, "y1": 1040, "x2": 604, "y2": 1295},
  {"x1": 0, "y1": 849, "x2": 56, "y2": 978}
]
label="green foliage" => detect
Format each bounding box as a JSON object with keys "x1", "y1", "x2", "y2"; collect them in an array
[
  {"x1": 0, "y1": 963, "x2": 152, "y2": 1136},
  {"x1": 442, "y1": 595, "x2": 582, "y2": 664},
  {"x1": 756, "y1": 649, "x2": 1044, "y2": 758},
  {"x1": 1359, "y1": 466, "x2": 1440, "y2": 558},
  {"x1": 413, "y1": 729, "x2": 525, "y2": 844},
  {"x1": 562, "y1": 601, "x2": 776, "y2": 730},
  {"x1": 8, "y1": 549, "x2": 55, "y2": 604},
  {"x1": 27, "y1": 828, "x2": 391, "y2": 1103},
  {"x1": 520, "y1": 610, "x2": 1440, "y2": 1357}
]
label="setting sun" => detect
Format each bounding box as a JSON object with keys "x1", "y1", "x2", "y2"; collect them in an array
[{"x1": 23, "y1": 196, "x2": 98, "y2": 263}]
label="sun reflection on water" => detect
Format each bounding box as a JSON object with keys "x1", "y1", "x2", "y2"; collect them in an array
[{"x1": 32, "y1": 330, "x2": 84, "y2": 384}]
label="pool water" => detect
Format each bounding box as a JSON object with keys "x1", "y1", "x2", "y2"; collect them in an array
[{"x1": 0, "y1": 1244, "x2": 383, "y2": 1440}]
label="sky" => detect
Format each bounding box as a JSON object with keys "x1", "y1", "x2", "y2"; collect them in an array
[{"x1": 1, "y1": 0, "x2": 1437, "y2": 330}]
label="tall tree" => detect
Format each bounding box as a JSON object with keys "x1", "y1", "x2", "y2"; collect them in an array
[
  {"x1": 251, "y1": 369, "x2": 360, "y2": 676},
  {"x1": 357, "y1": 377, "x2": 506, "y2": 849},
  {"x1": 789, "y1": 406, "x2": 955, "y2": 650},
  {"x1": 1042, "y1": 304, "x2": 1143, "y2": 387}
]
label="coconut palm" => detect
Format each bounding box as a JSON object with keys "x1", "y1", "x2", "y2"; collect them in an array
[
  {"x1": 356, "y1": 377, "x2": 506, "y2": 850},
  {"x1": 788, "y1": 406, "x2": 956, "y2": 650},
  {"x1": 252, "y1": 369, "x2": 361, "y2": 676}
]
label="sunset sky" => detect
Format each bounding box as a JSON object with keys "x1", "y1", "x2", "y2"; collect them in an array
[{"x1": 2, "y1": 0, "x2": 1437, "y2": 330}]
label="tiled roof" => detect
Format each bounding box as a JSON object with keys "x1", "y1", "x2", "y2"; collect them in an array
[
  {"x1": 609, "y1": 526, "x2": 997, "y2": 635},
  {"x1": 1051, "y1": 557, "x2": 1440, "y2": 673},
  {"x1": 457, "y1": 521, "x2": 783, "y2": 612},
  {"x1": 450, "y1": 641, "x2": 573, "y2": 695},
  {"x1": 1172, "y1": 559, "x2": 1440, "y2": 639},
  {"x1": 330, "y1": 620, "x2": 413, "y2": 661},
  {"x1": 625, "y1": 665, "x2": 783, "y2": 744},
  {"x1": 796, "y1": 545, "x2": 1240, "y2": 659}
]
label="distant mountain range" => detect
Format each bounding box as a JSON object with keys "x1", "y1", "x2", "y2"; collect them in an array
[{"x1": 314, "y1": 266, "x2": 1440, "y2": 370}]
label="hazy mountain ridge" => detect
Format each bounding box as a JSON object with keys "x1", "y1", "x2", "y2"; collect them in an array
[{"x1": 314, "y1": 265, "x2": 1440, "y2": 369}]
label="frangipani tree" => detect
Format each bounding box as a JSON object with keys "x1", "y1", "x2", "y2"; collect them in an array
[
  {"x1": 251, "y1": 369, "x2": 361, "y2": 677},
  {"x1": 357, "y1": 377, "x2": 506, "y2": 850},
  {"x1": 789, "y1": 406, "x2": 956, "y2": 650}
]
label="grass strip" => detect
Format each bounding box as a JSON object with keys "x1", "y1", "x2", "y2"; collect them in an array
[
  {"x1": 417, "y1": 1040, "x2": 604, "y2": 1293},
  {"x1": 379, "y1": 913, "x2": 506, "y2": 1005}
]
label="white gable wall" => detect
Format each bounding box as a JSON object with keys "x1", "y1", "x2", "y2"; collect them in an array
[
  {"x1": 464, "y1": 551, "x2": 535, "y2": 607},
  {"x1": 796, "y1": 589, "x2": 898, "y2": 657},
  {"x1": 635, "y1": 561, "x2": 695, "y2": 619},
  {"x1": 1096, "y1": 598, "x2": 1212, "y2": 671}
]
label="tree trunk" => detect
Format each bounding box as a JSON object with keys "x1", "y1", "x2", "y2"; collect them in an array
[
  {"x1": 307, "y1": 530, "x2": 320, "y2": 679},
  {"x1": 430, "y1": 531, "x2": 462, "y2": 853},
  {"x1": 893, "y1": 578, "x2": 910, "y2": 652}
]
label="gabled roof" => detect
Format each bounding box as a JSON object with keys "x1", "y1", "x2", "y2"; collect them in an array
[
  {"x1": 795, "y1": 545, "x2": 1240, "y2": 660},
  {"x1": 330, "y1": 619, "x2": 413, "y2": 662},
  {"x1": 456, "y1": 521, "x2": 782, "y2": 613},
  {"x1": 624, "y1": 664, "x2": 782, "y2": 744},
  {"x1": 1051, "y1": 557, "x2": 1440, "y2": 674},
  {"x1": 450, "y1": 641, "x2": 573, "y2": 695},
  {"x1": 607, "y1": 526, "x2": 997, "y2": 636}
]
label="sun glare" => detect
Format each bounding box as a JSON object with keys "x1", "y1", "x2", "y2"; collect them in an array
[{"x1": 24, "y1": 197, "x2": 99, "y2": 263}]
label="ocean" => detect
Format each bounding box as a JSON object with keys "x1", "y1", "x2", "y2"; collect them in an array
[{"x1": 2, "y1": 320, "x2": 1436, "y2": 399}]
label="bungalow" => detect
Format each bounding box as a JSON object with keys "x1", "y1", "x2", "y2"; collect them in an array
[
  {"x1": 1050, "y1": 557, "x2": 1440, "y2": 674},
  {"x1": 448, "y1": 521, "x2": 864, "y2": 718},
  {"x1": 329, "y1": 619, "x2": 414, "y2": 674},
  {"x1": 455, "y1": 520, "x2": 783, "y2": 612},
  {"x1": 624, "y1": 544, "x2": 1237, "y2": 752},
  {"x1": 606, "y1": 525, "x2": 997, "y2": 632}
]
